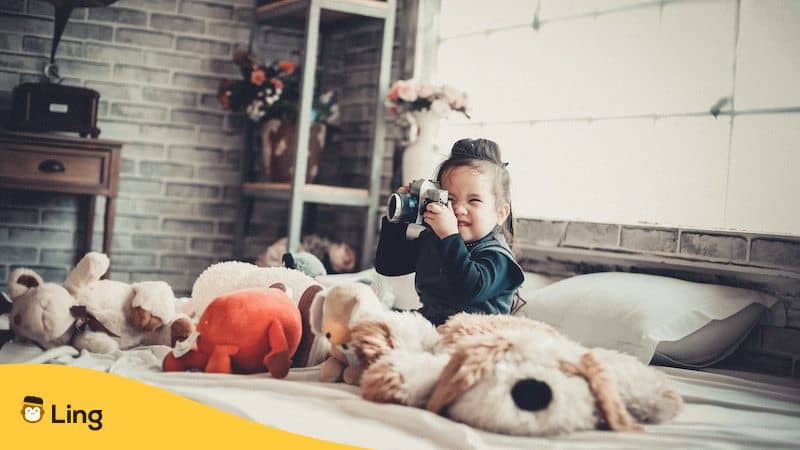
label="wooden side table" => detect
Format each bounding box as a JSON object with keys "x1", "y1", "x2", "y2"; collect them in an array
[{"x1": 0, "y1": 130, "x2": 122, "y2": 272}]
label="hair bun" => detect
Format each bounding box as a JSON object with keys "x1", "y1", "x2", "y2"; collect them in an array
[{"x1": 450, "y1": 138, "x2": 503, "y2": 165}]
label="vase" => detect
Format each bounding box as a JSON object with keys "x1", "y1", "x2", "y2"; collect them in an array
[
  {"x1": 402, "y1": 109, "x2": 445, "y2": 185},
  {"x1": 261, "y1": 119, "x2": 327, "y2": 183}
]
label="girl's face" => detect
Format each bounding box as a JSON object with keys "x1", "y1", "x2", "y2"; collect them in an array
[{"x1": 441, "y1": 166, "x2": 510, "y2": 242}]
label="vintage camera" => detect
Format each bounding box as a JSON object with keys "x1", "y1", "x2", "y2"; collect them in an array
[{"x1": 387, "y1": 179, "x2": 448, "y2": 239}]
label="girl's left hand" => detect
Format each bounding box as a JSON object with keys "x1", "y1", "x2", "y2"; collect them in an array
[{"x1": 423, "y1": 201, "x2": 458, "y2": 239}]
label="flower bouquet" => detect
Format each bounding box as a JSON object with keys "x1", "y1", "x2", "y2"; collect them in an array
[
  {"x1": 386, "y1": 79, "x2": 470, "y2": 119},
  {"x1": 385, "y1": 80, "x2": 470, "y2": 183},
  {"x1": 217, "y1": 50, "x2": 339, "y2": 183}
]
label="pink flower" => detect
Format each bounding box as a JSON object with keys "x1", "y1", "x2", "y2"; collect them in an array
[
  {"x1": 451, "y1": 93, "x2": 467, "y2": 110},
  {"x1": 441, "y1": 84, "x2": 462, "y2": 103},
  {"x1": 416, "y1": 82, "x2": 435, "y2": 98},
  {"x1": 387, "y1": 82, "x2": 401, "y2": 101},
  {"x1": 397, "y1": 80, "x2": 417, "y2": 102}
]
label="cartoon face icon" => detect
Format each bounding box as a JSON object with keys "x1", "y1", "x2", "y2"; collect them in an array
[{"x1": 22, "y1": 396, "x2": 44, "y2": 423}]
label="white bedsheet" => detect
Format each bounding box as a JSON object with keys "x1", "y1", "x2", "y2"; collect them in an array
[{"x1": 1, "y1": 341, "x2": 798, "y2": 449}]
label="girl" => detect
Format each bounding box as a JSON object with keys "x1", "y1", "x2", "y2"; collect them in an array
[{"x1": 374, "y1": 138, "x2": 524, "y2": 326}]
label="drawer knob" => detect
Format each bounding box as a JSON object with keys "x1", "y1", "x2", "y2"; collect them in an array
[{"x1": 38, "y1": 159, "x2": 65, "y2": 173}]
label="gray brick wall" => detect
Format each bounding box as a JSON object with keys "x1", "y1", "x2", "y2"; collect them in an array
[{"x1": 1, "y1": 0, "x2": 412, "y2": 294}]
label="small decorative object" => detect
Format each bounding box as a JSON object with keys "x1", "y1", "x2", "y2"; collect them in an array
[
  {"x1": 218, "y1": 50, "x2": 340, "y2": 183},
  {"x1": 386, "y1": 80, "x2": 470, "y2": 184},
  {"x1": 8, "y1": 0, "x2": 118, "y2": 137},
  {"x1": 257, "y1": 234, "x2": 357, "y2": 274}
]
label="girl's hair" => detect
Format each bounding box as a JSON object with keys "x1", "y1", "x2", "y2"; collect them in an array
[{"x1": 434, "y1": 138, "x2": 514, "y2": 242}]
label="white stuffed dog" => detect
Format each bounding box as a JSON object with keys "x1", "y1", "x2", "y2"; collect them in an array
[{"x1": 354, "y1": 313, "x2": 683, "y2": 436}]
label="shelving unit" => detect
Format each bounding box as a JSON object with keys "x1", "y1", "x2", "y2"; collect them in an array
[{"x1": 233, "y1": 0, "x2": 396, "y2": 269}]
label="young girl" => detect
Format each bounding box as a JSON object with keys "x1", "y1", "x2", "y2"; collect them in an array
[{"x1": 374, "y1": 138, "x2": 524, "y2": 325}]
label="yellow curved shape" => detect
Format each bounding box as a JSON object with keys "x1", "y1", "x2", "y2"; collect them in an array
[{"x1": 1, "y1": 364, "x2": 358, "y2": 449}]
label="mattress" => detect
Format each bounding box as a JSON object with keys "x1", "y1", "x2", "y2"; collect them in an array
[{"x1": 1, "y1": 341, "x2": 798, "y2": 449}]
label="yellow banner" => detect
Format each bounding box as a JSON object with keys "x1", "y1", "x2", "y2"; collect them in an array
[{"x1": 2, "y1": 364, "x2": 356, "y2": 448}]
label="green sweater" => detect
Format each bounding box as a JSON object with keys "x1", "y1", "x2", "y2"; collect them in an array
[{"x1": 374, "y1": 217, "x2": 524, "y2": 325}]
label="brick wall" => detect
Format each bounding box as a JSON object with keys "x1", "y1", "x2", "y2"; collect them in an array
[
  {"x1": 0, "y1": 0, "x2": 413, "y2": 293},
  {"x1": 515, "y1": 217, "x2": 800, "y2": 376}
]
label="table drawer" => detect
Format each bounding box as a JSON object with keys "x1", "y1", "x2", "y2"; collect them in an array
[{"x1": 0, "y1": 145, "x2": 107, "y2": 188}]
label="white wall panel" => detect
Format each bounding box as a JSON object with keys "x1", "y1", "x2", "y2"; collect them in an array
[
  {"x1": 727, "y1": 114, "x2": 800, "y2": 235},
  {"x1": 735, "y1": 0, "x2": 800, "y2": 109}
]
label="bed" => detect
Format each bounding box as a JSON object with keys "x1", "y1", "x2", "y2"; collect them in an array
[
  {"x1": 1, "y1": 333, "x2": 798, "y2": 449},
  {"x1": 3, "y1": 266, "x2": 799, "y2": 448}
]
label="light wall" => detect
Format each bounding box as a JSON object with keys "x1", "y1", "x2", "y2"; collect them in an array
[{"x1": 435, "y1": 0, "x2": 800, "y2": 236}]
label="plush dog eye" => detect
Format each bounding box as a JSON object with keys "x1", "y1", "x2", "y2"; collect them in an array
[{"x1": 511, "y1": 378, "x2": 553, "y2": 412}]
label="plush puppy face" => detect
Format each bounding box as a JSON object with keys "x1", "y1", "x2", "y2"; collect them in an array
[{"x1": 426, "y1": 329, "x2": 601, "y2": 436}]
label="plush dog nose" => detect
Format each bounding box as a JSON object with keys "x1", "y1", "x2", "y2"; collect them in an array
[{"x1": 511, "y1": 378, "x2": 553, "y2": 411}]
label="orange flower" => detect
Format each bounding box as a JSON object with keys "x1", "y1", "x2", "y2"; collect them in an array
[
  {"x1": 250, "y1": 69, "x2": 266, "y2": 86},
  {"x1": 271, "y1": 77, "x2": 284, "y2": 90},
  {"x1": 278, "y1": 60, "x2": 296, "y2": 74}
]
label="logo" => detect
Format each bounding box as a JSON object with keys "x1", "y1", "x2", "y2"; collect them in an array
[
  {"x1": 21, "y1": 396, "x2": 44, "y2": 423},
  {"x1": 20, "y1": 395, "x2": 104, "y2": 431}
]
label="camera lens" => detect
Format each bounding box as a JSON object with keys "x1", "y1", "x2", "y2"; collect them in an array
[{"x1": 387, "y1": 192, "x2": 417, "y2": 223}]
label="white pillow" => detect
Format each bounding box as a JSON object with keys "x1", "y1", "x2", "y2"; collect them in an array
[{"x1": 519, "y1": 272, "x2": 779, "y2": 364}]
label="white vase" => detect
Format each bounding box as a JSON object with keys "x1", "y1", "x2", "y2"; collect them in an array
[{"x1": 402, "y1": 109, "x2": 445, "y2": 184}]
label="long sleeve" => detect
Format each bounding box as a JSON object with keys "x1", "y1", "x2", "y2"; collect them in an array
[
  {"x1": 438, "y1": 233, "x2": 523, "y2": 307},
  {"x1": 374, "y1": 217, "x2": 420, "y2": 276}
]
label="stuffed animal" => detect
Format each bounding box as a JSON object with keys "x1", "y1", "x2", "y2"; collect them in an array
[
  {"x1": 187, "y1": 260, "x2": 327, "y2": 368},
  {"x1": 257, "y1": 234, "x2": 356, "y2": 274},
  {"x1": 189, "y1": 261, "x2": 319, "y2": 317},
  {"x1": 163, "y1": 284, "x2": 315, "y2": 378},
  {"x1": 309, "y1": 282, "x2": 437, "y2": 384},
  {"x1": 282, "y1": 251, "x2": 327, "y2": 278},
  {"x1": 6, "y1": 268, "x2": 76, "y2": 349},
  {"x1": 354, "y1": 313, "x2": 683, "y2": 436},
  {"x1": 6, "y1": 252, "x2": 193, "y2": 353}
]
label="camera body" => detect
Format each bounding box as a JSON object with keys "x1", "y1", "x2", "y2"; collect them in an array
[{"x1": 387, "y1": 179, "x2": 448, "y2": 239}]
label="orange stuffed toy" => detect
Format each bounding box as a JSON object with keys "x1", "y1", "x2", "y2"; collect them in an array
[{"x1": 163, "y1": 284, "x2": 310, "y2": 378}]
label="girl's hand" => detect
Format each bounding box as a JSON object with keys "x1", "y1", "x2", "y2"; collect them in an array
[{"x1": 423, "y1": 201, "x2": 458, "y2": 239}]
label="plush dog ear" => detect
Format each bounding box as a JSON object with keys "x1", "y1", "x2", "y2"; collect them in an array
[
  {"x1": 309, "y1": 289, "x2": 326, "y2": 336},
  {"x1": 559, "y1": 352, "x2": 643, "y2": 432},
  {"x1": 426, "y1": 335, "x2": 512, "y2": 414},
  {"x1": 7, "y1": 268, "x2": 44, "y2": 299},
  {"x1": 292, "y1": 284, "x2": 324, "y2": 368}
]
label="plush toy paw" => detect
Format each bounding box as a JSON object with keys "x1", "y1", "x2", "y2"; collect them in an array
[
  {"x1": 266, "y1": 351, "x2": 291, "y2": 379},
  {"x1": 350, "y1": 320, "x2": 395, "y2": 367},
  {"x1": 361, "y1": 357, "x2": 405, "y2": 403},
  {"x1": 170, "y1": 317, "x2": 193, "y2": 347},
  {"x1": 319, "y1": 355, "x2": 346, "y2": 382},
  {"x1": 129, "y1": 306, "x2": 163, "y2": 331}
]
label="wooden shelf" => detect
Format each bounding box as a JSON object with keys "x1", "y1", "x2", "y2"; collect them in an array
[
  {"x1": 256, "y1": 0, "x2": 390, "y2": 25},
  {"x1": 242, "y1": 181, "x2": 370, "y2": 207}
]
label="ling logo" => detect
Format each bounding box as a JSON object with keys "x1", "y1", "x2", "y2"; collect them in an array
[
  {"x1": 22, "y1": 396, "x2": 45, "y2": 423},
  {"x1": 20, "y1": 395, "x2": 104, "y2": 430}
]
